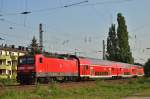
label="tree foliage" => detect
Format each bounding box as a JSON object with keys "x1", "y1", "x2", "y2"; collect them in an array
[
  {"x1": 144, "y1": 58, "x2": 150, "y2": 76},
  {"x1": 29, "y1": 36, "x2": 40, "y2": 55},
  {"x1": 106, "y1": 13, "x2": 134, "y2": 64},
  {"x1": 107, "y1": 24, "x2": 118, "y2": 61},
  {"x1": 30, "y1": 36, "x2": 38, "y2": 48},
  {"x1": 117, "y1": 13, "x2": 134, "y2": 64}
]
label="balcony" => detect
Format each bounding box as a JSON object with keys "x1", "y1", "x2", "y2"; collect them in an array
[
  {"x1": 0, "y1": 55, "x2": 7, "y2": 60},
  {"x1": 11, "y1": 56, "x2": 18, "y2": 60},
  {"x1": 0, "y1": 55, "x2": 11, "y2": 61},
  {"x1": 0, "y1": 75, "x2": 8, "y2": 79},
  {"x1": 0, "y1": 65, "x2": 11, "y2": 70},
  {"x1": 12, "y1": 66, "x2": 17, "y2": 70}
]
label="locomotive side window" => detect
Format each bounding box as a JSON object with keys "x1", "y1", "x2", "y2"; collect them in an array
[{"x1": 39, "y1": 57, "x2": 43, "y2": 63}]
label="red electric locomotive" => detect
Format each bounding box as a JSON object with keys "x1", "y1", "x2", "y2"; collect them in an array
[
  {"x1": 17, "y1": 53, "x2": 144, "y2": 84},
  {"x1": 17, "y1": 54, "x2": 80, "y2": 84}
]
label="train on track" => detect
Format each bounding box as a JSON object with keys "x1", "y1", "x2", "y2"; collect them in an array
[{"x1": 16, "y1": 53, "x2": 144, "y2": 84}]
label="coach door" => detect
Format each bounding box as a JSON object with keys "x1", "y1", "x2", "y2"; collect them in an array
[
  {"x1": 82, "y1": 65, "x2": 89, "y2": 76},
  {"x1": 90, "y1": 66, "x2": 94, "y2": 76}
]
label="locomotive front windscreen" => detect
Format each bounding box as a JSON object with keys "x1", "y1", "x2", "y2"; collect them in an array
[{"x1": 18, "y1": 56, "x2": 35, "y2": 65}]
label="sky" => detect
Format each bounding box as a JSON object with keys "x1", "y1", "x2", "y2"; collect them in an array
[{"x1": 0, "y1": 0, "x2": 150, "y2": 64}]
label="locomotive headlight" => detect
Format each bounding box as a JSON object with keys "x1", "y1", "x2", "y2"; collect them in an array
[
  {"x1": 18, "y1": 67, "x2": 25, "y2": 70},
  {"x1": 28, "y1": 66, "x2": 35, "y2": 69}
]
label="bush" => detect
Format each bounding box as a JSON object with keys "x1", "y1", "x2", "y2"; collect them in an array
[
  {"x1": 0, "y1": 79, "x2": 17, "y2": 86},
  {"x1": 144, "y1": 58, "x2": 150, "y2": 76}
]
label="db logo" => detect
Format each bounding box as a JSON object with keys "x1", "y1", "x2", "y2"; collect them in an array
[{"x1": 60, "y1": 64, "x2": 63, "y2": 68}]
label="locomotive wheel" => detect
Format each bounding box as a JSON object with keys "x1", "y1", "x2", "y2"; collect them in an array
[
  {"x1": 38, "y1": 77, "x2": 48, "y2": 83},
  {"x1": 20, "y1": 79, "x2": 31, "y2": 85},
  {"x1": 71, "y1": 77, "x2": 79, "y2": 81},
  {"x1": 20, "y1": 80, "x2": 26, "y2": 85},
  {"x1": 55, "y1": 76, "x2": 65, "y2": 82}
]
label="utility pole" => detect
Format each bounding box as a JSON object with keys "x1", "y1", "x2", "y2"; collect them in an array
[
  {"x1": 39, "y1": 23, "x2": 43, "y2": 50},
  {"x1": 74, "y1": 48, "x2": 78, "y2": 56},
  {"x1": 103, "y1": 40, "x2": 106, "y2": 60}
]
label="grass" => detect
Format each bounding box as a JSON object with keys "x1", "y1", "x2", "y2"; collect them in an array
[
  {"x1": 0, "y1": 79, "x2": 17, "y2": 87},
  {"x1": 0, "y1": 77, "x2": 150, "y2": 99}
]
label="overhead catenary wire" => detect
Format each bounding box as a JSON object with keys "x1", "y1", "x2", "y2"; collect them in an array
[
  {"x1": 0, "y1": 0, "x2": 134, "y2": 17},
  {"x1": 0, "y1": 0, "x2": 93, "y2": 41},
  {"x1": 77, "y1": 0, "x2": 134, "y2": 7},
  {"x1": 64, "y1": 0, "x2": 88, "y2": 7},
  {"x1": 0, "y1": 18, "x2": 39, "y2": 43},
  {"x1": 0, "y1": 18, "x2": 35, "y2": 32},
  {"x1": 0, "y1": 17, "x2": 73, "y2": 41},
  {"x1": 0, "y1": 0, "x2": 141, "y2": 41},
  {"x1": 0, "y1": 0, "x2": 144, "y2": 54}
]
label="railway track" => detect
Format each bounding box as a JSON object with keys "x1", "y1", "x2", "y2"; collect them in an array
[{"x1": 0, "y1": 78, "x2": 137, "y2": 90}]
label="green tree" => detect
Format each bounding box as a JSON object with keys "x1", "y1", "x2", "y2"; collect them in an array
[
  {"x1": 107, "y1": 24, "x2": 118, "y2": 61},
  {"x1": 144, "y1": 58, "x2": 150, "y2": 76},
  {"x1": 30, "y1": 36, "x2": 38, "y2": 48},
  {"x1": 29, "y1": 36, "x2": 39, "y2": 55},
  {"x1": 117, "y1": 13, "x2": 134, "y2": 63}
]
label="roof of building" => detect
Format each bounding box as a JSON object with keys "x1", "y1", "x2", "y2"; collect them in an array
[{"x1": 0, "y1": 47, "x2": 28, "y2": 53}]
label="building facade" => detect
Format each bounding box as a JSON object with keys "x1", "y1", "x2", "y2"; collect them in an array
[{"x1": 0, "y1": 46, "x2": 27, "y2": 79}]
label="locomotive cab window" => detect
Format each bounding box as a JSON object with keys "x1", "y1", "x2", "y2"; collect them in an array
[
  {"x1": 39, "y1": 57, "x2": 43, "y2": 63},
  {"x1": 19, "y1": 58, "x2": 26, "y2": 65},
  {"x1": 18, "y1": 56, "x2": 34, "y2": 65},
  {"x1": 27, "y1": 57, "x2": 34, "y2": 64}
]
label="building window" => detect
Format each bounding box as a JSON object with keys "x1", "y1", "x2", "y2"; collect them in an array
[
  {"x1": 7, "y1": 61, "x2": 11, "y2": 66},
  {"x1": 9, "y1": 51, "x2": 11, "y2": 55},
  {"x1": 0, "y1": 60, "x2": 2, "y2": 65},
  {"x1": 0, "y1": 70, "x2": 6, "y2": 75},
  {"x1": 0, "y1": 70, "x2": 2, "y2": 74},
  {"x1": 12, "y1": 61, "x2": 17, "y2": 66},
  {"x1": 0, "y1": 51, "x2": 2, "y2": 55},
  {"x1": 8, "y1": 70, "x2": 11, "y2": 75}
]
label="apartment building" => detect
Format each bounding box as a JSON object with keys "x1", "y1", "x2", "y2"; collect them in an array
[{"x1": 0, "y1": 45, "x2": 27, "y2": 79}]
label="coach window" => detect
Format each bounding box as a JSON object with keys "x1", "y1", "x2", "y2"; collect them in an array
[
  {"x1": 86, "y1": 65, "x2": 89, "y2": 70},
  {"x1": 39, "y1": 57, "x2": 43, "y2": 63},
  {"x1": 112, "y1": 68, "x2": 114, "y2": 71},
  {"x1": 132, "y1": 69, "x2": 136, "y2": 72}
]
